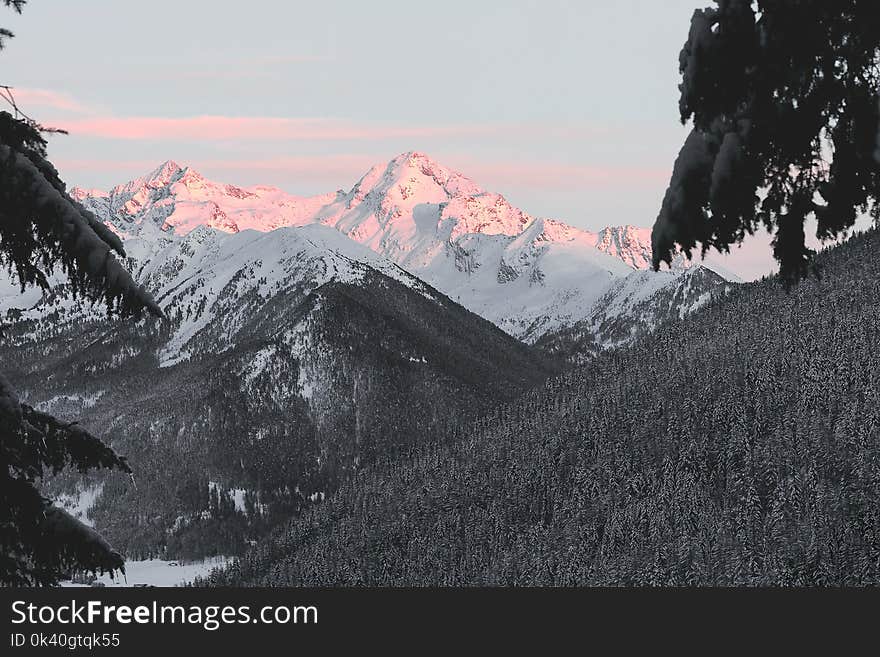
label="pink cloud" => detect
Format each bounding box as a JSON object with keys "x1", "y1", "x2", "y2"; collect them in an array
[
  {"x1": 50, "y1": 116, "x2": 506, "y2": 141},
  {"x1": 15, "y1": 86, "x2": 628, "y2": 145},
  {"x1": 5, "y1": 87, "x2": 98, "y2": 114},
  {"x1": 54, "y1": 154, "x2": 381, "y2": 189},
  {"x1": 54, "y1": 158, "x2": 168, "y2": 173}
]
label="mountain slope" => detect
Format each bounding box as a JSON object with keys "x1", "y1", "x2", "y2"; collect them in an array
[
  {"x1": 1, "y1": 220, "x2": 556, "y2": 559},
  {"x1": 535, "y1": 264, "x2": 732, "y2": 361},
  {"x1": 300, "y1": 151, "x2": 734, "y2": 341},
  {"x1": 587, "y1": 225, "x2": 653, "y2": 269},
  {"x1": 206, "y1": 229, "x2": 880, "y2": 586}
]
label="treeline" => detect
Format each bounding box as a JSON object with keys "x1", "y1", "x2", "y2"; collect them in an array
[{"x1": 206, "y1": 229, "x2": 880, "y2": 586}]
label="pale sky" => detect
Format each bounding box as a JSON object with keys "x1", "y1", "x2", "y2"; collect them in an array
[{"x1": 2, "y1": 0, "x2": 828, "y2": 279}]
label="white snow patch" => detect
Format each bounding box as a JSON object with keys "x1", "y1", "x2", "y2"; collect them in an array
[
  {"x1": 36, "y1": 391, "x2": 105, "y2": 413},
  {"x1": 242, "y1": 344, "x2": 278, "y2": 385},
  {"x1": 61, "y1": 557, "x2": 230, "y2": 588},
  {"x1": 208, "y1": 481, "x2": 265, "y2": 515},
  {"x1": 54, "y1": 483, "x2": 104, "y2": 528}
]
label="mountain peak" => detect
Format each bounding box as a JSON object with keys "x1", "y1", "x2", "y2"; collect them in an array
[
  {"x1": 394, "y1": 150, "x2": 447, "y2": 170},
  {"x1": 392, "y1": 150, "x2": 438, "y2": 167},
  {"x1": 592, "y1": 225, "x2": 653, "y2": 269},
  {"x1": 74, "y1": 161, "x2": 336, "y2": 237},
  {"x1": 597, "y1": 224, "x2": 650, "y2": 239},
  {"x1": 145, "y1": 160, "x2": 186, "y2": 186},
  {"x1": 328, "y1": 151, "x2": 537, "y2": 242},
  {"x1": 383, "y1": 151, "x2": 477, "y2": 191}
]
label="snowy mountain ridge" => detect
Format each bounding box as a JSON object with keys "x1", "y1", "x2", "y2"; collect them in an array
[
  {"x1": 68, "y1": 152, "x2": 735, "y2": 346},
  {"x1": 72, "y1": 160, "x2": 337, "y2": 236},
  {"x1": 0, "y1": 216, "x2": 436, "y2": 369},
  {"x1": 71, "y1": 153, "x2": 705, "y2": 275}
]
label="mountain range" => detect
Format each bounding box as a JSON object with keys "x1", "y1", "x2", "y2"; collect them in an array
[
  {"x1": 65, "y1": 152, "x2": 736, "y2": 347},
  {"x1": 1, "y1": 152, "x2": 738, "y2": 560}
]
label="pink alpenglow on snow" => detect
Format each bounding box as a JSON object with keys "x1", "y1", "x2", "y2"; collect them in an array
[{"x1": 66, "y1": 151, "x2": 740, "y2": 346}]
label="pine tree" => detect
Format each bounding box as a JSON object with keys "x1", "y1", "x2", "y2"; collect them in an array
[
  {"x1": 0, "y1": 0, "x2": 162, "y2": 585},
  {"x1": 652, "y1": 1, "x2": 880, "y2": 284}
]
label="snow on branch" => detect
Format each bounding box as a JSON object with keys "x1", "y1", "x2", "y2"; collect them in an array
[{"x1": 0, "y1": 142, "x2": 163, "y2": 317}]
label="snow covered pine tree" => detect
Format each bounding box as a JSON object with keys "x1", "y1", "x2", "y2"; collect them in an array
[
  {"x1": 0, "y1": 0, "x2": 162, "y2": 585},
  {"x1": 652, "y1": 0, "x2": 880, "y2": 285}
]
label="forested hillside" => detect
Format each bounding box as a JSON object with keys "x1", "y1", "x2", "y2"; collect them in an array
[
  {"x1": 208, "y1": 228, "x2": 880, "y2": 586},
  {"x1": 2, "y1": 267, "x2": 555, "y2": 561}
]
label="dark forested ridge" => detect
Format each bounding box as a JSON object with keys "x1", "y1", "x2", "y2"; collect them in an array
[
  {"x1": 208, "y1": 228, "x2": 880, "y2": 586},
  {"x1": 1, "y1": 268, "x2": 556, "y2": 561}
]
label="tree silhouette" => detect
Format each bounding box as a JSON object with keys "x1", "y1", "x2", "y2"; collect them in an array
[
  {"x1": 652, "y1": 1, "x2": 880, "y2": 283},
  {"x1": 0, "y1": 0, "x2": 161, "y2": 585}
]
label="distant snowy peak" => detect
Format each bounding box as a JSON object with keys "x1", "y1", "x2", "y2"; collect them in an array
[
  {"x1": 70, "y1": 186, "x2": 108, "y2": 202},
  {"x1": 584, "y1": 224, "x2": 743, "y2": 282},
  {"x1": 316, "y1": 151, "x2": 532, "y2": 244},
  {"x1": 123, "y1": 159, "x2": 188, "y2": 192},
  {"x1": 71, "y1": 151, "x2": 536, "y2": 243},
  {"x1": 589, "y1": 225, "x2": 653, "y2": 270},
  {"x1": 353, "y1": 151, "x2": 484, "y2": 203},
  {"x1": 72, "y1": 160, "x2": 335, "y2": 237}
]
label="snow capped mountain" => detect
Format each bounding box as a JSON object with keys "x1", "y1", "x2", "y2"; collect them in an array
[
  {"x1": 68, "y1": 151, "x2": 735, "y2": 347},
  {"x1": 588, "y1": 225, "x2": 653, "y2": 270},
  {"x1": 2, "y1": 214, "x2": 435, "y2": 369},
  {"x1": 141, "y1": 223, "x2": 439, "y2": 366},
  {"x1": 72, "y1": 160, "x2": 334, "y2": 235},
  {"x1": 313, "y1": 151, "x2": 532, "y2": 247},
  {"x1": 306, "y1": 152, "x2": 636, "y2": 339}
]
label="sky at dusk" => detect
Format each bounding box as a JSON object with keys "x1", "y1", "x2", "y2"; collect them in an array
[{"x1": 2, "y1": 0, "x2": 866, "y2": 279}]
